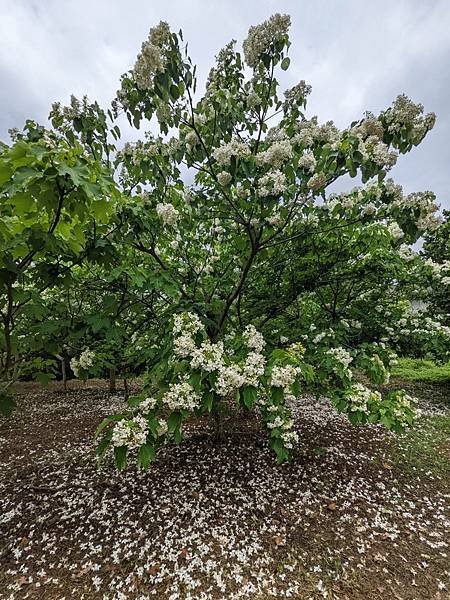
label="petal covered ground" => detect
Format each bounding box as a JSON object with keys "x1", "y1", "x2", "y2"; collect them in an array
[{"x1": 0, "y1": 380, "x2": 449, "y2": 599}]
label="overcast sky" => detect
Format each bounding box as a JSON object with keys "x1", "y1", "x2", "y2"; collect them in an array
[{"x1": 1, "y1": 0, "x2": 449, "y2": 210}]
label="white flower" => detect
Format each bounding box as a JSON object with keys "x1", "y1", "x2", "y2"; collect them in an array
[
  {"x1": 162, "y1": 380, "x2": 201, "y2": 411},
  {"x1": 132, "y1": 22, "x2": 171, "y2": 89},
  {"x1": 190, "y1": 340, "x2": 224, "y2": 372},
  {"x1": 270, "y1": 364, "x2": 299, "y2": 390},
  {"x1": 213, "y1": 140, "x2": 251, "y2": 165},
  {"x1": 327, "y1": 347, "x2": 353, "y2": 368},
  {"x1": 243, "y1": 324, "x2": 265, "y2": 352},
  {"x1": 185, "y1": 130, "x2": 198, "y2": 149},
  {"x1": 362, "y1": 202, "x2": 377, "y2": 216},
  {"x1": 258, "y1": 170, "x2": 287, "y2": 197},
  {"x1": 256, "y1": 140, "x2": 292, "y2": 168},
  {"x1": 139, "y1": 397, "x2": 158, "y2": 412},
  {"x1": 111, "y1": 416, "x2": 148, "y2": 449},
  {"x1": 266, "y1": 211, "x2": 283, "y2": 226},
  {"x1": 387, "y1": 221, "x2": 404, "y2": 240},
  {"x1": 70, "y1": 348, "x2": 95, "y2": 378},
  {"x1": 173, "y1": 334, "x2": 197, "y2": 358},
  {"x1": 173, "y1": 312, "x2": 204, "y2": 336},
  {"x1": 243, "y1": 14, "x2": 291, "y2": 69},
  {"x1": 307, "y1": 172, "x2": 327, "y2": 191},
  {"x1": 157, "y1": 418, "x2": 168, "y2": 436},
  {"x1": 215, "y1": 365, "x2": 245, "y2": 396},
  {"x1": 217, "y1": 171, "x2": 232, "y2": 186},
  {"x1": 242, "y1": 351, "x2": 266, "y2": 387},
  {"x1": 156, "y1": 202, "x2": 179, "y2": 226},
  {"x1": 298, "y1": 150, "x2": 316, "y2": 173},
  {"x1": 283, "y1": 81, "x2": 312, "y2": 109}
]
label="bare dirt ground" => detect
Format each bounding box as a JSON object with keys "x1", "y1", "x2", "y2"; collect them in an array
[{"x1": 0, "y1": 379, "x2": 449, "y2": 599}]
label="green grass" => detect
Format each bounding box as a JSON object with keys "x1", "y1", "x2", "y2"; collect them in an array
[
  {"x1": 392, "y1": 415, "x2": 450, "y2": 477},
  {"x1": 392, "y1": 358, "x2": 450, "y2": 383}
]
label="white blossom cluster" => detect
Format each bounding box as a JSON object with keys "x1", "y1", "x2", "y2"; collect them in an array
[
  {"x1": 383, "y1": 310, "x2": 450, "y2": 342},
  {"x1": 307, "y1": 172, "x2": 327, "y2": 191},
  {"x1": 171, "y1": 315, "x2": 267, "y2": 397},
  {"x1": 191, "y1": 341, "x2": 225, "y2": 372},
  {"x1": 390, "y1": 190, "x2": 441, "y2": 232},
  {"x1": 139, "y1": 396, "x2": 158, "y2": 412},
  {"x1": 70, "y1": 349, "x2": 95, "y2": 378},
  {"x1": 243, "y1": 324, "x2": 265, "y2": 352},
  {"x1": 283, "y1": 81, "x2": 312, "y2": 110},
  {"x1": 217, "y1": 171, "x2": 233, "y2": 186},
  {"x1": 293, "y1": 117, "x2": 341, "y2": 148},
  {"x1": 346, "y1": 383, "x2": 381, "y2": 415},
  {"x1": 215, "y1": 365, "x2": 246, "y2": 396},
  {"x1": 256, "y1": 140, "x2": 292, "y2": 168},
  {"x1": 383, "y1": 94, "x2": 436, "y2": 143},
  {"x1": 246, "y1": 89, "x2": 262, "y2": 108},
  {"x1": 212, "y1": 140, "x2": 251, "y2": 165},
  {"x1": 50, "y1": 95, "x2": 88, "y2": 124},
  {"x1": 173, "y1": 312, "x2": 204, "y2": 337},
  {"x1": 350, "y1": 116, "x2": 385, "y2": 141},
  {"x1": 258, "y1": 170, "x2": 287, "y2": 197},
  {"x1": 397, "y1": 244, "x2": 417, "y2": 262},
  {"x1": 391, "y1": 391, "x2": 418, "y2": 425},
  {"x1": 133, "y1": 22, "x2": 171, "y2": 89},
  {"x1": 156, "y1": 202, "x2": 179, "y2": 226},
  {"x1": 358, "y1": 137, "x2": 398, "y2": 169},
  {"x1": 243, "y1": 13, "x2": 291, "y2": 69},
  {"x1": 386, "y1": 221, "x2": 404, "y2": 240},
  {"x1": 111, "y1": 416, "x2": 148, "y2": 448},
  {"x1": 162, "y1": 380, "x2": 201, "y2": 411},
  {"x1": 266, "y1": 210, "x2": 283, "y2": 226},
  {"x1": 270, "y1": 364, "x2": 301, "y2": 402},
  {"x1": 241, "y1": 351, "x2": 266, "y2": 388},
  {"x1": 266, "y1": 415, "x2": 299, "y2": 448},
  {"x1": 327, "y1": 347, "x2": 353, "y2": 368},
  {"x1": 184, "y1": 130, "x2": 199, "y2": 149},
  {"x1": 298, "y1": 150, "x2": 317, "y2": 173},
  {"x1": 424, "y1": 259, "x2": 450, "y2": 284}
]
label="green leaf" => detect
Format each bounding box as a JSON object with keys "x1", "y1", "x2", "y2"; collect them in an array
[
  {"x1": 94, "y1": 414, "x2": 124, "y2": 439},
  {"x1": 96, "y1": 432, "x2": 112, "y2": 459},
  {"x1": 281, "y1": 57, "x2": 291, "y2": 71},
  {"x1": 168, "y1": 411, "x2": 182, "y2": 432},
  {"x1": 128, "y1": 395, "x2": 142, "y2": 408},
  {"x1": 137, "y1": 443, "x2": 155, "y2": 470},
  {"x1": 114, "y1": 445, "x2": 128, "y2": 470},
  {"x1": 0, "y1": 162, "x2": 12, "y2": 186},
  {"x1": 242, "y1": 385, "x2": 258, "y2": 409},
  {"x1": 34, "y1": 372, "x2": 53, "y2": 385},
  {"x1": 202, "y1": 390, "x2": 214, "y2": 412},
  {"x1": 0, "y1": 392, "x2": 16, "y2": 417}
]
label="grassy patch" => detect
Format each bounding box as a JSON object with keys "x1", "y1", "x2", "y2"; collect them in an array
[
  {"x1": 392, "y1": 415, "x2": 450, "y2": 477},
  {"x1": 392, "y1": 358, "x2": 450, "y2": 383}
]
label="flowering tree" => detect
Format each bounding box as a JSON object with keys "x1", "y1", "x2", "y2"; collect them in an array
[
  {"x1": 0, "y1": 121, "x2": 117, "y2": 413},
  {"x1": 422, "y1": 210, "x2": 450, "y2": 324},
  {"x1": 82, "y1": 14, "x2": 444, "y2": 469}
]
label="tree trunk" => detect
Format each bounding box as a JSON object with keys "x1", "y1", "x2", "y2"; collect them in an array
[
  {"x1": 109, "y1": 366, "x2": 116, "y2": 393},
  {"x1": 56, "y1": 354, "x2": 67, "y2": 392},
  {"x1": 213, "y1": 404, "x2": 225, "y2": 442},
  {"x1": 123, "y1": 378, "x2": 129, "y2": 401},
  {"x1": 61, "y1": 358, "x2": 67, "y2": 392}
]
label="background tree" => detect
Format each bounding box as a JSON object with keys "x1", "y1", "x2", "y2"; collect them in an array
[{"x1": 0, "y1": 121, "x2": 118, "y2": 413}]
